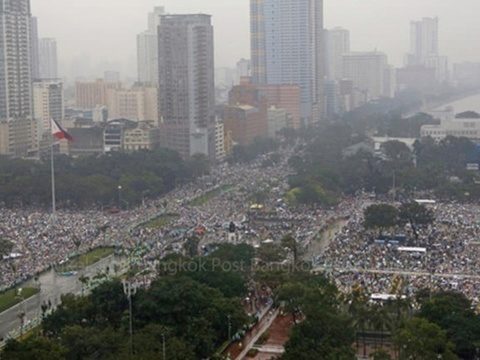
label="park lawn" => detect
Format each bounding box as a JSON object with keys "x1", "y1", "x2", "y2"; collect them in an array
[
  {"x1": 0, "y1": 287, "x2": 39, "y2": 314},
  {"x1": 62, "y1": 247, "x2": 115, "y2": 271},
  {"x1": 189, "y1": 185, "x2": 233, "y2": 206},
  {"x1": 144, "y1": 214, "x2": 179, "y2": 229}
]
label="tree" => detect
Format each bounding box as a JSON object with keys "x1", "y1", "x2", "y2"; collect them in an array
[
  {"x1": 281, "y1": 234, "x2": 299, "y2": 265},
  {"x1": 256, "y1": 243, "x2": 286, "y2": 263},
  {"x1": 183, "y1": 236, "x2": 200, "y2": 258},
  {"x1": 283, "y1": 309, "x2": 355, "y2": 360},
  {"x1": 418, "y1": 291, "x2": 480, "y2": 359},
  {"x1": 0, "y1": 238, "x2": 13, "y2": 257},
  {"x1": 2, "y1": 337, "x2": 67, "y2": 360},
  {"x1": 394, "y1": 318, "x2": 458, "y2": 360},
  {"x1": 398, "y1": 202, "x2": 434, "y2": 239},
  {"x1": 364, "y1": 204, "x2": 399, "y2": 233}
]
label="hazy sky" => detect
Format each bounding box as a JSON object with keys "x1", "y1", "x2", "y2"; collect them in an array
[{"x1": 32, "y1": 0, "x2": 480, "y2": 79}]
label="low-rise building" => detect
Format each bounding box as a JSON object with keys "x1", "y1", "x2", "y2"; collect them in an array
[
  {"x1": 267, "y1": 106, "x2": 289, "y2": 138},
  {"x1": 421, "y1": 108, "x2": 480, "y2": 141},
  {"x1": 123, "y1": 121, "x2": 160, "y2": 151}
]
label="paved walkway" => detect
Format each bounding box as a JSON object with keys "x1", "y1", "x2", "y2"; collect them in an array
[{"x1": 235, "y1": 308, "x2": 279, "y2": 360}]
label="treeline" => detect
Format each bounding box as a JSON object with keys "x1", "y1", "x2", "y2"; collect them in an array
[
  {"x1": 0, "y1": 149, "x2": 210, "y2": 208},
  {"x1": 288, "y1": 122, "x2": 480, "y2": 205}
]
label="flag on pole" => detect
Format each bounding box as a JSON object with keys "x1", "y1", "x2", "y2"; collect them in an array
[{"x1": 51, "y1": 118, "x2": 73, "y2": 141}]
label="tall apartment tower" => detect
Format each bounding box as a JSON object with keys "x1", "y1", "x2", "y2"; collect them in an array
[
  {"x1": 137, "y1": 6, "x2": 165, "y2": 85},
  {"x1": 30, "y1": 16, "x2": 39, "y2": 80},
  {"x1": 407, "y1": 17, "x2": 439, "y2": 66},
  {"x1": 251, "y1": 0, "x2": 325, "y2": 125},
  {"x1": 325, "y1": 27, "x2": 350, "y2": 80},
  {"x1": 39, "y1": 38, "x2": 58, "y2": 79},
  {"x1": 158, "y1": 14, "x2": 215, "y2": 159},
  {"x1": 0, "y1": 0, "x2": 33, "y2": 120},
  {"x1": 33, "y1": 80, "x2": 64, "y2": 133}
]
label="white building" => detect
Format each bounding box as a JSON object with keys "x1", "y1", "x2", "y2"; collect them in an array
[
  {"x1": 342, "y1": 52, "x2": 390, "y2": 100},
  {"x1": 407, "y1": 17, "x2": 439, "y2": 66},
  {"x1": 267, "y1": 106, "x2": 288, "y2": 138},
  {"x1": 421, "y1": 108, "x2": 480, "y2": 141},
  {"x1": 137, "y1": 6, "x2": 165, "y2": 85},
  {"x1": 39, "y1": 38, "x2": 58, "y2": 79},
  {"x1": 325, "y1": 27, "x2": 350, "y2": 81},
  {"x1": 33, "y1": 80, "x2": 64, "y2": 134},
  {"x1": 235, "y1": 58, "x2": 251, "y2": 84}
]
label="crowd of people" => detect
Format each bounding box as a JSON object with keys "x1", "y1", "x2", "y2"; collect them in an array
[
  {"x1": 2, "y1": 144, "x2": 480, "y2": 307},
  {"x1": 315, "y1": 199, "x2": 480, "y2": 304}
]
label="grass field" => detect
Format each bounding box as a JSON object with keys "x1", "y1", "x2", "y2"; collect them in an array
[
  {"x1": 189, "y1": 185, "x2": 233, "y2": 206},
  {"x1": 143, "y1": 214, "x2": 179, "y2": 229},
  {"x1": 0, "y1": 287, "x2": 39, "y2": 314},
  {"x1": 60, "y1": 247, "x2": 115, "y2": 271}
]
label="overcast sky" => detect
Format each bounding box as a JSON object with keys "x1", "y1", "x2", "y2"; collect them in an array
[{"x1": 32, "y1": 0, "x2": 480, "y2": 80}]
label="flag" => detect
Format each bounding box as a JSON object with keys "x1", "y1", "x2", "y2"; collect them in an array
[{"x1": 51, "y1": 118, "x2": 73, "y2": 141}]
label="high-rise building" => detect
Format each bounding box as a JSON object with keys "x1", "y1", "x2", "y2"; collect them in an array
[
  {"x1": 325, "y1": 27, "x2": 350, "y2": 81},
  {"x1": 0, "y1": 0, "x2": 33, "y2": 120},
  {"x1": 158, "y1": 14, "x2": 216, "y2": 159},
  {"x1": 137, "y1": 6, "x2": 165, "y2": 85},
  {"x1": 30, "y1": 17, "x2": 40, "y2": 80},
  {"x1": 39, "y1": 38, "x2": 58, "y2": 79},
  {"x1": 235, "y1": 58, "x2": 251, "y2": 85},
  {"x1": 251, "y1": 0, "x2": 325, "y2": 124},
  {"x1": 342, "y1": 52, "x2": 390, "y2": 100},
  {"x1": 33, "y1": 80, "x2": 64, "y2": 134},
  {"x1": 405, "y1": 17, "x2": 449, "y2": 85},
  {"x1": 407, "y1": 17, "x2": 438, "y2": 66}
]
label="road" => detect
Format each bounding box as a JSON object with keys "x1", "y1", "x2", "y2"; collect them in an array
[
  {"x1": 0, "y1": 255, "x2": 126, "y2": 342},
  {"x1": 313, "y1": 266, "x2": 480, "y2": 280}
]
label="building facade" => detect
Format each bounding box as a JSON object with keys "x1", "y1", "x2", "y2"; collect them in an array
[
  {"x1": 39, "y1": 38, "x2": 58, "y2": 79},
  {"x1": 33, "y1": 80, "x2": 64, "y2": 134},
  {"x1": 30, "y1": 16, "x2": 39, "y2": 80},
  {"x1": 325, "y1": 27, "x2": 350, "y2": 81},
  {"x1": 75, "y1": 79, "x2": 121, "y2": 110},
  {"x1": 137, "y1": 6, "x2": 165, "y2": 85},
  {"x1": 106, "y1": 86, "x2": 158, "y2": 122},
  {"x1": 223, "y1": 105, "x2": 267, "y2": 146},
  {"x1": 251, "y1": 0, "x2": 325, "y2": 124},
  {"x1": 158, "y1": 14, "x2": 216, "y2": 159},
  {"x1": 0, "y1": 0, "x2": 33, "y2": 120},
  {"x1": 342, "y1": 52, "x2": 389, "y2": 100},
  {"x1": 407, "y1": 17, "x2": 438, "y2": 66}
]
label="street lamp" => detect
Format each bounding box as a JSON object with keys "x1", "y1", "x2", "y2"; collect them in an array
[
  {"x1": 117, "y1": 185, "x2": 122, "y2": 209},
  {"x1": 122, "y1": 280, "x2": 138, "y2": 356},
  {"x1": 227, "y1": 314, "x2": 232, "y2": 341}
]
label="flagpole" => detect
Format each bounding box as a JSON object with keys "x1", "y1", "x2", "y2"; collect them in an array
[{"x1": 51, "y1": 136, "x2": 56, "y2": 221}]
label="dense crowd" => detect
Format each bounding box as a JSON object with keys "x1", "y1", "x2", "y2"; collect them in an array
[
  {"x1": 3, "y1": 146, "x2": 480, "y2": 306},
  {"x1": 315, "y1": 199, "x2": 480, "y2": 304}
]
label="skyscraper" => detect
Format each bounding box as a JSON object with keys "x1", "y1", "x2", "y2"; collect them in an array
[
  {"x1": 39, "y1": 38, "x2": 58, "y2": 79},
  {"x1": 0, "y1": 0, "x2": 33, "y2": 120},
  {"x1": 325, "y1": 27, "x2": 350, "y2": 80},
  {"x1": 407, "y1": 17, "x2": 439, "y2": 66},
  {"x1": 30, "y1": 17, "x2": 40, "y2": 80},
  {"x1": 158, "y1": 14, "x2": 215, "y2": 159},
  {"x1": 137, "y1": 6, "x2": 165, "y2": 85},
  {"x1": 251, "y1": 0, "x2": 325, "y2": 125}
]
